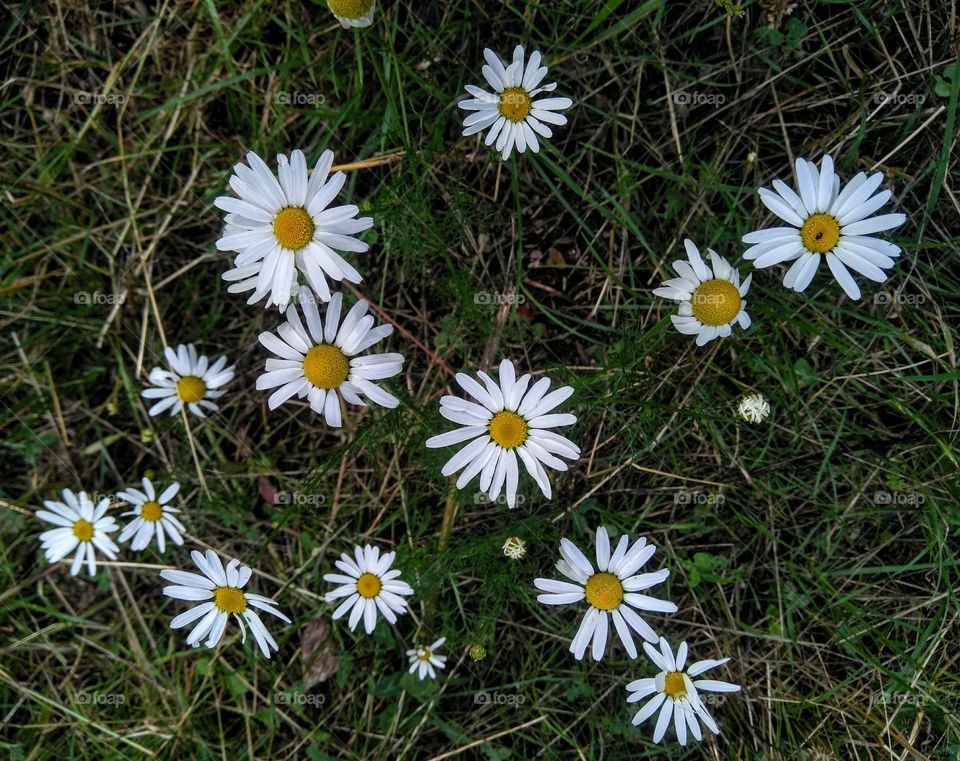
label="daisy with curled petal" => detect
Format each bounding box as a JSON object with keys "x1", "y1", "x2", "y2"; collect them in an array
[
  {"x1": 216, "y1": 149, "x2": 373, "y2": 311},
  {"x1": 458, "y1": 45, "x2": 573, "y2": 161},
  {"x1": 534, "y1": 526, "x2": 677, "y2": 662},
  {"x1": 742, "y1": 154, "x2": 906, "y2": 299},
  {"x1": 37, "y1": 489, "x2": 119, "y2": 577},
  {"x1": 255, "y1": 286, "x2": 404, "y2": 428},
  {"x1": 627, "y1": 637, "x2": 741, "y2": 746},
  {"x1": 406, "y1": 637, "x2": 447, "y2": 680},
  {"x1": 323, "y1": 545, "x2": 415, "y2": 634},
  {"x1": 141, "y1": 344, "x2": 235, "y2": 418},
  {"x1": 327, "y1": 0, "x2": 375, "y2": 27},
  {"x1": 653, "y1": 240, "x2": 752, "y2": 347},
  {"x1": 425, "y1": 359, "x2": 580, "y2": 509},
  {"x1": 160, "y1": 549, "x2": 291, "y2": 659},
  {"x1": 116, "y1": 477, "x2": 185, "y2": 553}
]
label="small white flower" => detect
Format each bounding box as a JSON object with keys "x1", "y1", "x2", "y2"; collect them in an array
[
  {"x1": 502, "y1": 536, "x2": 526, "y2": 560},
  {"x1": 653, "y1": 240, "x2": 752, "y2": 347},
  {"x1": 534, "y1": 526, "x2": 677, "y2": 661},
  {"x1": 737, "y1": 393, "x2": 770, "y2": 423},
  {"x1": 323, "y1": 545, "x2": 414, "y2": 634},
  {"x1": 327, "y1": 0, "x2": 375, "y2": 27},
  {"x1": 141, "y1": 344, "x2": 235, "y2": 418},
  {"x1": 425, "y1": 359, "x2": 580, "y2": 509},
  {"x1": 256, "y1": 287, "x2": 403, "y2": 427},
  {"x1": 216, "y1": 149, "x2": 373, "y2": 311},
  {"x1": 627, "y1": 637, "x2": 740, "y2": 746},
  {"x1": 160, "y1": 549, "x2": 291, "y2": 659},
  {"x1": 406, "y1": 637, "x2": 447, "y2": 680},
  {"x1": 117, "y1": 477, "x2": 185, "y2": 553},
  {"x1": 742, "y1": 154, "x2": 906, "y2": 299},
  {"x1": 36, "y1": 489, "x2": 119, "y2": 577},
  {"x1": 458, "y1": 45, "x2": 573, "y2": 160}
]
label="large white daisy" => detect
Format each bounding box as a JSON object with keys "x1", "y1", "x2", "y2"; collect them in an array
[
  {"x1": 425, "y1": 359, "x2": 580, "y2": 509},
  {"x1": 327, "y1": 0, "x2": 375, "y2": 27},
  {"x1": 36, "y1": 489, "x2": 119, "y2": 577},
  {"x1": 255, "y1": 286, "x2": 403, "y2": 427},
  {"x1": 653, "y1": 239, "x2": 752, "y2": 347},
  {"x1": 742, "y1": 154, "x2": 906, "y2": 299},
  {"x1": 458, "y1": 45, "x2": 573, "y2": 160},
  {"x1": 406, "y1": 636, "x2": 447, "y2": 680},
  {"x1": 627, "y1": 637, "x2": 740, "y2": 746},
  {"x1": 141, "y1": 344, "x2": 235, "y2": 418},
  {"x1": 117, "y1": 477, "x2": 185, "y2": 553},
  {"x1": 160, "y1": 549, "x2": 291, "y2": 659},
  {"x1": 323, "y1": 544, "x2": 414, "y2": 634},
  {"x1": 534, "y1": 526, "x2": 677, "y2": 662},
  {"x1": 216, "y1": 149, "x2": 373, "y2": 310}
]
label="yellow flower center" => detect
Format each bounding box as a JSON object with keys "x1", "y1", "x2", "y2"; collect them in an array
[
  {"x1": 800, "y1": 212, "x2": 841, "y2": 253},
  {"x1": 72, "y1": 518, "x2": 94, "y2": 542},
  {"x1": 499, "y1": 86, "x2": 532, "y2": 123},
  {"x1": 273, "y1": 206, "x2": 315, "y2": 251},
  {"x1": 141, "y1": 501, "x2": 163, "y2": 522},
  {"x1": 417, "y1": 647, "x2": 432, "y2": 662},
  {"x1": 176, "y1": 376, "x2": 207, "y2": 403},
  {"x1": 327, "y1": 0, "x2": 374, "y2": 19},
  {"x1": 690, "y1": 279, "x2": 742, "y2": 326},
  {"x1": 584, "y1": 572, "x2": 624, "y2": 611},
  {"x1": 356, "y1": 572, "x2": 382, "y2": 598},
  {"x1": 213, "y1": 586, "x2": 248, "y2": 614},
  {"x1": 488, "y1": 410, "x2": 529, "y2": 448},
  {"x1": 664, "y1": 671, "x2": 687, "y2": 699},
  {"x1": 303, "y1": 344, "x2": 350, "y2": 389}
]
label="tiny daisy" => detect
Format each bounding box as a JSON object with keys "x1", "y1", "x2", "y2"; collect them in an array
[
  {"x1": 534, "y1": 526, "x2": 677, "y2": 661},
  {"x1": 323, "y1": 545, "x2": 414, "y2": 634},
  {"x1": 742, "y1": 155, "x2": 906, "y2": 299},
  {"x1": 406, "y1": 637, "x2": 447, "y2": 680},
  {"x1": 425, "y1": 359, "x2": 580, "y2": 509},
  {"x1": 502, "y1": 536, "x2": 526, "y2": 560},
  {"x1": 627, "y1": 637, "x2": 741, "y2": 746},
  {"x1": 216, "y1": 149, "x2": 373, "y2": 311},
  {"x1": 141, "y1": 344, "x2": 235, "y2": 418},
  {"x1": 160, "y1": 549, "x2": 291, "y2": 659},
  {"x1": 36, "y1": 489, "x2": 119, "y2": 577},
  {"x1": 458, "y1": 45, "x2": 573, "y2": 160},
  {"x1": 736, "y1": 393, "x2": 770, "y2": 423},
  {"x1": 116, "y1": 477, "x2": 185, "y2": 553},
  {"x1": 653, "y1": 240, "x2": 752, "y2": 347},
  {"x1": 327, "y1": 0, "x2": 375, "y2": 27},
  {"x1": 255, "y1": 286, "x2": 404, "y2": 427}
]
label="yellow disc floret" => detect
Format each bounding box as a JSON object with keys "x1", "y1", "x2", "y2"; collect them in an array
[
  {"x1": 664, "y1": 671, "x2": 687, "y2": 699},
  {"x1": 273, "y1": 206, "x2": 315, "y2": 251},
  {"x1": 690, "y1": 279, "x2": 742, "y2": 326},
  {"x1": 141, "y1": 501, "x2": 163, "y2": 521},
  {"x1": 72, "y1": 518, "x2": 94, "y2": 542},
  {"x1": 488, "y1": 410, "x2": 529, "y2": 449},
  {"x1": 176, "y1": 376, "x2": 207, "y2": 403},
  {"x1": 303, "y1": 344, "x2": 350, "y2": 389},
  {"x1": 584, "y1": 571, "x2": 624, "y2": 611},
  {"x1": 213, "y1": 586, "x2": 248, "y2": 614},
  {"x1": 356, "y1": 572, "x2": 382, "y2": 599},
  {"x1": 328, "y1": 0, "x2": 374, "y2": 19},
  {"x1": 800, "y1": 212, "x2": 841, "y2": 253},
  {"x1": 499, "y1": 86, "x2": 533, "y2": 123}
]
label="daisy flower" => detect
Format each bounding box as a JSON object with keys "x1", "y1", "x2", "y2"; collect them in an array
[
  {"x1": 458, "y1": 45, "x2": 573, "y2": 160},
  {"x1": 323, "y1": 545, "x2": 414, "y2": 634},
  {"x1": 36, "y1": 489, "x2": 119, "y2": 577},
  {"x1": 425, "y1": 359, "x2": 580, "y2": 509},
  {"x1": 255, "y1": 286, "x2": 403, "y2": 427},
  {"x1": 141, "y1": 344, "x2": 235, "y2": 418},
  {"x1": 742, "y1": 154, "x2": 906, "y2": 299},
  {"x1": 627, "y1": 637, "x2": 741, "y2": 746},
  {"x1": 216, "y1": 149, "x2": 373, "y2": 311},
  {"x1": 406, "y1": 637, "x2": 447, "y2": 680},
  {"x1": 653, "y1": 240, "x2": 752, "y2": 347},
  {"x1": 116, "y1": 477, "x2": 185, "y2": 553},
  {"x1": 160, "y1": 549, "x2": 291, "y2": 659},
  {"x1": 534, "y1": 526, "x2": 677, "y2": 662},
  {"x1": 327, "y1": 0, "x2": 375, "y2": 27},
  {"x1": 736, "y1": 393, "x2": 770, "y2": 423},
  {"x1": 502, "y1": 536, "x2": 527, "y2": 560}
]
